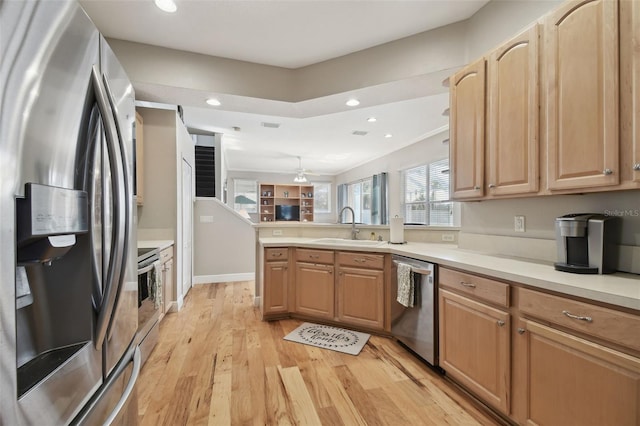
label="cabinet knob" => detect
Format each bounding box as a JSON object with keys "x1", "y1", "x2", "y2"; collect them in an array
[
  {"x1": 517, "y1": 328, "x2": 526, "y2": 334},
  {"x1": 473, "y1": 186, "x2": 480, "y2": 190},
  {"x1": 603, "y1": 168, "x2": 613, "y2": 175},
  {"x1": 633, "y1": 164, "x2": 640, "y2": 171},
  {"x1": 488, "y1": 183, "x2": 496, "y2": 189},
  {"x1": 497, "y1": 320, "x2": 505, "y2": 327}
]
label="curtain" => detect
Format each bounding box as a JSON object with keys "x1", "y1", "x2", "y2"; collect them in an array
[{"x1": 371, "y1": 172, "x2": 388, "y2": 225}]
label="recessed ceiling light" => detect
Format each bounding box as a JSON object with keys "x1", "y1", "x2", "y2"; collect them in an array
[
  {"x1": 385, "y1": 133, "x2": 393, "y2": 138},
  {"x1": 154, "y1": 0, "x2": 177, "y2": 13},
  {"x1": 206, "y1": 98, "x2": 221, "y2": 106},
  {"x1": 346, "y1": 99, "x2": 360, "y2": 107},
  {"x1": 367, "y1": 117, "x2": 377, "y2": 123}
]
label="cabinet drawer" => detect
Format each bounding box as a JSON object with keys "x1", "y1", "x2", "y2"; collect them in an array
[
  {"x1": 337, "y1": 252, "x2": 384, "y2": 270},
  {"x1": 295, "y1": 248, "x2": 334, "y2": 264},
  {"x1": 160, "y1": 246, "x2": 173, "y2": 262},
  {"x1": 439, "y1": 267, "x2": 509, "y2": 307},
  {"x1": 519, "y1": 288, "x2": 640, "y2": 352},
  {"x1": 265, "y1": 248, "x2": 289, "y2": 261}
]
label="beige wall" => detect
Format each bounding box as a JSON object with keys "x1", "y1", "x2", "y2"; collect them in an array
[{"x1": 193, "y1": 198, "x2": 255, "y2": 280}]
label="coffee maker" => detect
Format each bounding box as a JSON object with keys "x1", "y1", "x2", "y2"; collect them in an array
[{"x1": 554, "y1": 213, "x2": 619, "y2": 274}]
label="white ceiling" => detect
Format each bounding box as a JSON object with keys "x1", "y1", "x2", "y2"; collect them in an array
[{"x1": 80, "y1": 0, "x2": 489, "y2": 177}]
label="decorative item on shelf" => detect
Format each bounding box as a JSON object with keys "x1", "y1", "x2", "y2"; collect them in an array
[
  {"x1": 284, "y1": 191, "x2": 289, "y2": 198},
  {"x1": 308, "y1": 192, "x2": 313, "y2": 198}
]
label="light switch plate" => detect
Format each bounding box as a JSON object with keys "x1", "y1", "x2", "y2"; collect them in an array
[
  {"x1": 441, "y1": 234, "x2": 455, "y2": 242},
  {"x1": 514, "y1": 216, "x2": 525, "y2": 232},
  {"x1": 200, "y1": 215, "x2": 214, "y2": 223}
]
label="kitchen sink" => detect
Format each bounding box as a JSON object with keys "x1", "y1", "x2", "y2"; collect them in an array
[{"x1": 310, "y1": 238, "x2": 385, "y2": 247}]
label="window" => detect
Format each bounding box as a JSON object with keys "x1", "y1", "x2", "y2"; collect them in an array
[
  {"x1": 313, "y1": 182, "x2": 331, "y2": 213},
  {"x1": 402, "y1": 158, "x2": 454, "y2": 226},
  {"x1": 233, "y1": 179, "x2": 257, "y2": 214},
  {"x1": 337, "y1": 173, "x2": 387, "y2": 225}
]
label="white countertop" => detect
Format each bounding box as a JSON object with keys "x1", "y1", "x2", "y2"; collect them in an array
[
  {"x1": 138, "y1": 240, "x2": 174, "y2": 251},
  {"x1": 260, "y1": 237, "x2": 640, "y2": 312}
]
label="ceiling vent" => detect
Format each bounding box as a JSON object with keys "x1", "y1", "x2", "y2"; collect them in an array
[
  {"x1": 261, "y1": 122, "x2": 280, "y2": 129},
  {"x1": 352, "y1": 130, "x2": 368, "y2": 136}
]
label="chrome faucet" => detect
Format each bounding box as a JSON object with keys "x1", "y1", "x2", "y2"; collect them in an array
[{"x1": 339, "y1": 206, "x2": 360, "y2": 240}]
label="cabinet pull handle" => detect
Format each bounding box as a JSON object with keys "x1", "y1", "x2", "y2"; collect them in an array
[
  {"x1": 488, "y1": 183, "x2": 496, "y2": 189},
  {"x1": 272, "y1": 252, "x2": 283, "y2": 257},
  {"x1": 517, "y1": 328, "x2": 526, "y2": 334},
  {"x1": 473, "y1": 186, "x2": 480, "y2": 190},
  {"x1": 562, "y1": 310, "x2": 593, "y2": 322},
  {"x1": 497, "y1": 320, "x2": 505, "y2": 327},
  {"x1": 309, "y1": 254, "x2": 320, "y2": 259},
  {"x1": 634, "y1": 164, "x2": 640, "y2": 171},
  {"x1": 354, "y1": 258, "x2": 367, "y2": 263},
  {"x1": 459, "y1": 281, "x2": 476, "y2": 288},
  {"x1": 603, "y1": 168, "x2": 613, "y2": 175}
]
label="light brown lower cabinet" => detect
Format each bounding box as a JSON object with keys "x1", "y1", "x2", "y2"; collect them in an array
[
  {"x1": 160, "y1": 245, "x2": 173, "y2": 319},
  {"x1": 294, "y1": 262, "x2": 334, "y2": 319},
  {"x1": 439, "y1": 289, "x2": 511, "y2": 414},
  {"x1": 337, "y1": 266, "x2": 384, "y2": 330},
  {"x1": 263, "y1": 261, "x2": 289, "y2": 315},
  {"x1": 513, "y1": 318, "x2": 640, "y2": 426}
]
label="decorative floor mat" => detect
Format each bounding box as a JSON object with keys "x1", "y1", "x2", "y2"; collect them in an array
[{"x1": 283, "y1": 322, "x2": 370, "y2": 355}]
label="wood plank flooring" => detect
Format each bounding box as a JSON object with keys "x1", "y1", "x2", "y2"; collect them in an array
[{"x1": 137, "y1": 281, "x2": 500, "y2": 425}]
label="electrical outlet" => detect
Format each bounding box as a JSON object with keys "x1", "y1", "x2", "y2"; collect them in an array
[
  {"x1": 272, "y1": 229, "x2": 283, "y2": 236},
  {"x1": 514, "y1": 216, "x2": 526, "y2": 232},
  {"x1": 441, "y1": 234, "x2": 455, "y2": 242}
]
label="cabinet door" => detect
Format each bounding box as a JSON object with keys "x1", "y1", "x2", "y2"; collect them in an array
[
  {"x1": 295, "y1": 262, "x2": 334, "y2": 319},
  {"x1": 487, "y1": 24, "x2": 539, "y2": 196},
  {"x1": 162, "y1": 258, "x2": 173, "y2": 316},
  {"x1": 450, "y1": 57, "x2": 486, "y2": 200},
  {"x1": 515, "y1": 319, "x2": 640, "y2": 426},
  {"x1": 545, "y1": 0, "x2": 619, "y2": 190},
  {"x1": 337, "y1": 267, "x2": 384, "y2": 330},
  {"x1": 263, "y1": 261, "x2": 289, "y2": 315},
  {"x1": 621, "y1": 0, "x2": 640, "y2": 182},
  {"x1": 439, "y1": 290, "x2": 510, "y2": 414}
]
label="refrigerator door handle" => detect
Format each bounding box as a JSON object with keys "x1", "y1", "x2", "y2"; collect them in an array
[
  {"x1": 103, "y1": 346, "x2": 141, "y2": 426},
  {"x1": 91, "y1": 65, "x2": 127, "y2": 350},
  {"x1": 101, "y1": 72, "x2": 132, "y2": 343}
]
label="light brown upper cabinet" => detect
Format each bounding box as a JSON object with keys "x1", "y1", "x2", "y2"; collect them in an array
[
  {"x1": 621, "y1": 0, "x2": 640, "y2": 183},
  {"x1": 450, "y1": 58, "x2": 486, "y2": 200},
  {"x1": 487, "y1": 24, "x2": 540, "y2": 196},
  {"x1": 545, "y1": 0, "x2": 619, "y2": 190}
]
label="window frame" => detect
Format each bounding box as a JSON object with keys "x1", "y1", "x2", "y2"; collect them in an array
[
  {"x1": 233, "y1": 179, "x2": 258, "y2": 214},
  {"x1": 401, "y1": 158, "x2": 454, "y2": 226}
]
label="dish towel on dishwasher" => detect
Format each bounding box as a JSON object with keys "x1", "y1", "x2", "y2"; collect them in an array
[{"x1": 396, "y1": 263, "x2": 414, "y2": 308}]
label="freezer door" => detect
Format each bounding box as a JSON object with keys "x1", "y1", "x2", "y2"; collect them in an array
[{"x1": 0, "y1": 2, "x2": 104, "y2": 425}]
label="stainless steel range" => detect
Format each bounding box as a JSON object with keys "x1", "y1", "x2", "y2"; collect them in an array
[{"x1": 137, "y1": 248, "x2": 161, "y2": 365}]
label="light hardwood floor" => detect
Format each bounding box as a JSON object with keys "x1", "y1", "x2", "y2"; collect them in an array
[{"x1": 137, "y1": 281, "x2": 500, "y2": 426}]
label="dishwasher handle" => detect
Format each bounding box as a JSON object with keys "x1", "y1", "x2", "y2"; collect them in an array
[{"x1": 393, "y1": 260, "x2": 432, "y2": 275}]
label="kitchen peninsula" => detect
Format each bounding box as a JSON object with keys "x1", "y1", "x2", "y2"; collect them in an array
[{"x1": 257, "y1": 235, "x2": 640, "y2": 425}]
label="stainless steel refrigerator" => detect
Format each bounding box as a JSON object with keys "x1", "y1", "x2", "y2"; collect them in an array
[{"x1": 1, "y1": 1, "x2": 140, "y2": 424}]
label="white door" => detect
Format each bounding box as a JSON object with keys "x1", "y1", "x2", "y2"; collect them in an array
[{"x1": 181, "y1": 159, "x2": 193, "y2": 297}]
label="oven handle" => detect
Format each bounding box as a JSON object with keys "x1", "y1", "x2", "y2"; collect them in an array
[{"x1": 137, "y1": 263, "x2": 155, "y2": 275}]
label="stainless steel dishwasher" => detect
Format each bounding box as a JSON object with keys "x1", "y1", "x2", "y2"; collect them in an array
[{"x1": 391, "y1": 255, "x2": 438, "y2": 367}]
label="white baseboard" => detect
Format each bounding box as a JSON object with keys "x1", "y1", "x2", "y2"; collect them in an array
[
  {"x1": 253, "y1": 296, "x2": 261, "y2": 307},
  {"x1": 194, "y1": 273, "x2": 255, "y2": 284}
]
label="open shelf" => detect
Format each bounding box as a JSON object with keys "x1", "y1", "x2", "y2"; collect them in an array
[{"x1": 259, "y1": 183, "x2": 314, "y2": 223}]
